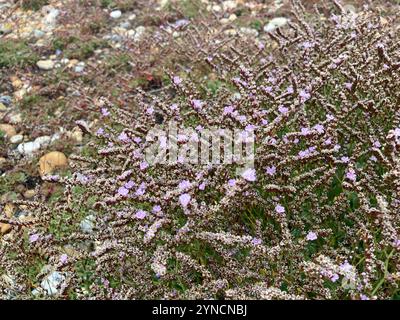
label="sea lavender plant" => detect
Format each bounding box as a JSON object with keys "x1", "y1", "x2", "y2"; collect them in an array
[{"x1": 1, "y1": 1, "x2": 399, "y2": 300}]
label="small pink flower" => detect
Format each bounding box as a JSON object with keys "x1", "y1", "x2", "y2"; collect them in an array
[
  {"x1": 237, "y1": 115, "x2": 247, "y2": 123},
  {"x1": 251, "y1": 238, "x2": 262, "y2": 246},
  {"x1": 29, "y1": 234, "x2": 39, "y2": 243},
  {"x1": 124, "y1": 180, "x2": 135, "y2": 189},
  {"x1": 301, "y1": 127, "x2": 310, "y2": 135},
  {"x1": 199, "y1": 182, "x2": 206, "y2": 190},
  {"x1": 278, "y1": 105, "x2": 289, "y2": 115},
  {"x1": 228, "y1": 179, "x2": 236, "y2": 187},
  {"x1": 101, "y1": 108, "x2": 110, "y2": 116},
  {"x1": 179, "y1": 193, "x2": 191, "y2": 207},
  {"x1": 266, "y1": 166, "x2": 276, "y2": 176},
  {"x1": 306, "y1": 231, "x2": 318, "y2": 241},
  {"x1": 170, "y1": 103, "x2": 179, "y2": 111},
  {"x1": 173, "y1": 76, "x2": 182, "y2": 85},
  {"x1": 118, "y1": 132, "x2": 130, "y2": 143},
  {"x1": 60, "y1": 254, "x2": 68, "y2": 264},
  {"x1": 326, "y1": 114, "x2": 335, "y2": 121},
  {"x1": 330, "y1": 274, "x2": 339, "y2": 282},
  {"x1": 340, "y1": 156, "x2": 350, "y2": 163},
  {"x1": 178, "y1": 180, "x2": 191, "y2": 191},
  {"x1": 140, "y1": 161, "x2": 149, "y2": 170},
  {"x1": 191, "y1": 99, "x2": 203, "y2": 110},
  {"x1": 223, "y1": 105, "x2": 234, "y2": 115},
  {"x1": 373, "y1": 141, "x2": 381, "y2": 148},
  {"x1": 299, "y1": 90, "x2": 311, "y2": 102},
  {"x1": 135, "y1": 210, "x2": 147, "y2": 219},
  {"x1": 275, "y1": 204, "x2": 285, "y2": 214},
  {"x1": 286, "y1": 86, "x2": 294, "y2": 94},
  {"x1": 241, "y1": 168, "x2": 257, "y2": 182},
  {"x1": 346, "y1": 168, "x2": 357, "y2": 182},
  {"x1": 118, "y1": 186, "x2": 129, "y2": 197},
  {"x1": 344, "y1": 82, "x2": 352, "y2": 90},
  {"x1": 313, "y1": 124, "x2": 324, "y2": 134}
]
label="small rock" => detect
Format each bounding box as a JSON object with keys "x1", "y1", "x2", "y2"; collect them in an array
[
  {"x1": 264, "y1": 17, "x2": 288, "y2": 32},
  {"x1": 0, "y1": 157, "x2": 6, "y2": 168},
  {"x1": 23, "y1": 189, "x2": 36, "y2": 199},
  {"x1": 128, "y1": 14, "x2": 136, "y2": 21},
  {"x1": 239, "y1": 27, "x2": 259, "y2": 37},
  {"x1": 40, "y1": 271, "x2": 65, "y2": 296},
  {"x1": 9, "y1": 112, "x2": 22, "y2": 124},
  {"x1": 0, "y1": 124, "x2": 17, "y2": 138},
  {"x1": 74, "y1": 62, "x2": 85, "y2": 73},
  {"x1": 120, "y1": 21, "x2": 131, "y2": 29},
  {"x1": 0, "y1": 22, "x2": 12, "y2": 35},
  {"x1": 43, "y1": 8, "x2": 60, "y2": 27},
  {"x1": 110, "y1": 10, "x2": 122, "y2": 19},
  {"x1": 0, "y1": 223, "x2": 11, "y2": 235},
  {"x1": 211, "y1": 4, "x2": 222, "y2": 12},
  {"x1": 35, "y1": 135, "x2": 51, "y2": 146},
  {"x1": 0, "y1": 203, "x2": 13, "y2": 234},
  {"x1": 68, "y1": 59, "x2": 79, "y2": 68},
  {"x1": 39, "y1": 151, "x2": 68, "y2": 176},
  {"x1": 37, "y1": 60, "x2": 55, "y2": 71},
  {"x1": 4, "y1": 203, "x2": 15, "y2": 218},
  {"x1": 0, "y1": 95, "x2": 12, "y2": 106},
  {"x1": 229, "y1": 14, "x2": 237, "y2": 22},
  {"x1": 70, "y1": 127, "x2": 83, "y2": 143},
  {"x1": 11, "y1": 77, "x2": 23, "y2": 89},
  {"x1": 222, "y1": 0, "x2": 237, "y2": 11},
  {"x1": 10, "y1": 134, "x2": 23, "y2": 144},
  {"x1": 34, "y1": 29, "x2": 45, "y2": 38},
  {"x1": 17, "y1": 141, "x2": 41, "y2": 155},
  {"x1": 80, "y1": 215, "x2": 95, "y2": 233},
  {"x1": 224, "y1": 28, "x2": 237, "y2": 36}
]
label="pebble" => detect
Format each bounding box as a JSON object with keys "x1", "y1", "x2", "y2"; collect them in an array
[
  {"x1": 80, "y1": 215, "x2": 95, "y2": 233},
  {"x1": 0, "y1": 204, "x2": 14, "y2": 235},
  {"x1": 110, "y1": 10, "x2": 122, "y2": 19},
  {"x1": 17, "y1": 141, "x2": 41, "y2": 155},
  {"x1": 0, "y1": 124, "x2": 17, "y2": 137},
  {"x1": 40, "y1": 271, "x2": 65, "y2": 296},
  {"x1": 43, "y1": 8, "x2": 60, "y2": 27},
  {"x1": 37, "y1": 60, "x2": 55, "y2": 71},
  {"x1": 0, "y1": 223, "x2": 11, "y2": 235},
  {"x1": 70, "y1": 127, "x2": 83, "y2": 143},
  {"x1": 0, "y1": 22, "x2": 12, "y2": 35},
  {"x1": 9, "y1": 112, "x2": 22, "y2": 124},
  {"x1": 34, "y1": 29, "x2": 45, "y2": 38},
  {"x1": 0, "y1": 95, "x2": 12, "y2": 106},
  {"x1": 23, "y1": 189, "x2": 36, "y2": 199},
  {"x1": 39, "y1": 151, "x2": 68, "y2": 176},
  {"x1": 10, "y1": 134, "x2": 23, "y2": 144},
  {"x1": 120, "y1": 21, "x2": 131, "y2": 29},
  {"x1": 264, "y1": 17, "x2": 288, "y2": 32},
  {"x1": 222, "y1": 0, "x2": 237, "y2": 11},
  {"x1": 17, "y1": 135, "x2": 51, "y2": 155},
  {"x1": 74, "y1": 62, "x2": 85, "y2": 73}
]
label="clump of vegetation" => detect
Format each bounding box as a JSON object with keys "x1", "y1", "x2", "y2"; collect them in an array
[
  {"x1": 1, "y1": 1, "x2": 399, "y2": 301},
  {"x1": 0, "y1": 40, "x2": 38, "y2": 69},
  {"x1": 21, "y1": 0, "x2": 49, "y2": 11}
]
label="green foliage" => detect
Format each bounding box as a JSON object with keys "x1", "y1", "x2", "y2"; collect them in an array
[{"x1": 0, "y1": 40, "x2": 38, "y2": 68}]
